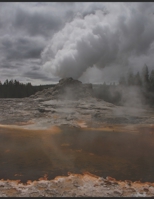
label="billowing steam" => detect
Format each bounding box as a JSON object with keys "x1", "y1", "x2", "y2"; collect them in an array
[{"x1": 41, "y1": 3, "x2": 154, "y2": 81}]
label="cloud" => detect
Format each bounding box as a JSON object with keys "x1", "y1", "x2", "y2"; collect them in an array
[
  {"x1": 0, "y1": 2, "x2": 154, "y2": 84},
  {"x1": 0, "y1": 3, "x2": 66, "y2": 37},
  {"x1": 23, "y1": 71, "x2": 54, "y2": 81},
  {"x1": 12, "y1": 7, "x2": 62, "y2": 37},
  {"x1": 0, "y1": 35, "x2": 46, "y2": 60},
  {"x1": 0, "y1": 2, "x2": 83, "y2": 84},
  {"x1": 41, "y1": 2, "x2": 154, "y2": 82}
]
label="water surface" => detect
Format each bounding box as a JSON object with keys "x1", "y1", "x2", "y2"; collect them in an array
[{"x1": 0, "y1": 125, "x2": 154, "y2": 183}]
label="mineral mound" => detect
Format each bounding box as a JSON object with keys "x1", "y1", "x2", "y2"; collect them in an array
[{"x1": 31, "y1": 77, "x2": 93, "y2": 100}]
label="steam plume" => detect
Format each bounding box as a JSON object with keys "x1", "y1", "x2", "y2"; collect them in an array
[{"x1": 41, "y1": 3, "x2": 154, "y2": 80}]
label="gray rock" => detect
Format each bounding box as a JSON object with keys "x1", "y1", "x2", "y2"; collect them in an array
[{"x1": 31, "y1": 77, "x2": 93, "y2": 100}]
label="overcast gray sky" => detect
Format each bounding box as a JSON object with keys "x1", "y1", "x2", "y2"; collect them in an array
[{"x1": 0, "y1": 2, "x2": 154, "y2": 85}]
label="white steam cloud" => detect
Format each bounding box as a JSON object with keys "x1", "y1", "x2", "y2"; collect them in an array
[{"x1": 41, "y1": 3, "x2": 154, "y2": 81}]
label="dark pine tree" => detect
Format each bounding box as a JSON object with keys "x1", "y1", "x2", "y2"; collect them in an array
[{"x1": 142, "y1": 64, "x2": 150, "y2": 89}]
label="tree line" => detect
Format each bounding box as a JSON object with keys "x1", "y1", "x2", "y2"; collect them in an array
[
  {"x1": 1, "y1": 65, "x2": 154, "y2": 106},
  {"x1": 119, "y1": 64, "x2": 154, "y2": 92},
  {"x1": 0, "y1": 79, "x2": 55, "y2": 98},
  {"x1": 93, "y1": 65, "x2": 154, "y2": 106}
]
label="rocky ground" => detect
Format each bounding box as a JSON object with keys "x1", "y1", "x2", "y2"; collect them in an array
[
  {"x1": 0, "y1": 77, "x2": 154, "y2": 196},
  {"x1": 0, "y1": 173, "x2": 154, "y2": 197}
]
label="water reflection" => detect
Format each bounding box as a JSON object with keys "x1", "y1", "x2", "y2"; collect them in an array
[{"x1": 0, "y1": 125, "x2": 154, "y2": 183}]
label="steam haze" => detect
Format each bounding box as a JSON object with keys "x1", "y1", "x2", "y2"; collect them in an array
[
  {"x1": 0, "y1": 2, "x2": 154, "y2": 84},
  {"x1": 41, "y1": 2, "x2": 154, "y2": 83}
]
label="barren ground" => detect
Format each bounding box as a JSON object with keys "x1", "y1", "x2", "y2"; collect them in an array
[{"x1": 0, "y1": 96, "x2": 154, "y2": 197}]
